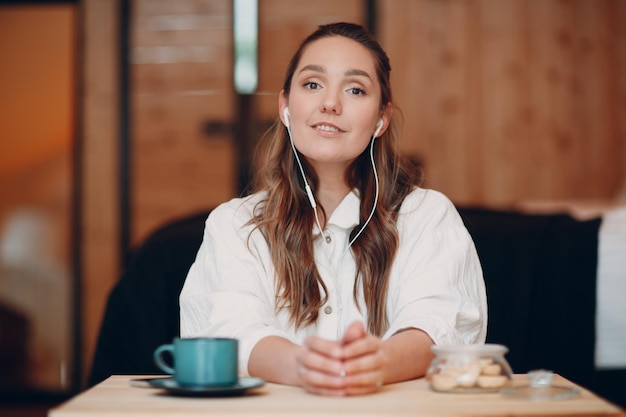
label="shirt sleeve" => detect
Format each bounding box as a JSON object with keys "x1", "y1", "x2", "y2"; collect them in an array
[
  {"x1": 383, "y1": 189, "x2": 488, "y2": 346},
  {"x1": 179, "y1": 197, "x2": 292, "y2": 376}
]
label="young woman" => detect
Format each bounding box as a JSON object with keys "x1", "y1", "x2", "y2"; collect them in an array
[{"x1": 180, "y1": 22, "x2": 487, "y2": 396}]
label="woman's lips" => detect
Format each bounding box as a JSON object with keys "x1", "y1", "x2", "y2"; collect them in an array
[{"x1": 312, "y1": 123, "x2": 344, "y2": 134}]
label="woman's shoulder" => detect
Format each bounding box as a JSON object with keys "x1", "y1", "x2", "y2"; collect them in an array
[
  {"x1": 207, "y1": 191, "x2": 267, "y2": 229},
  {"x1": 397, "y1": 188, "x2": 471, "y2": 248},
  {"x1": 400, "y1": 187, "x2": 457, "y2": 215},
  {"x1": 397, "y1": 187, "x2": 465, "y2": 231}
]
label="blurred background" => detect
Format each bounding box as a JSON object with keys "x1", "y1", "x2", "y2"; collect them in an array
[{"x1": 0, "y1": 0, "x2": 624, "y2": 414}]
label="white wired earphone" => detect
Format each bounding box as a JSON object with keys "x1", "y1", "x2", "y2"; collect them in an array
[{"x1": 282, "y1": 107, "x2": 382, "y2": 252}]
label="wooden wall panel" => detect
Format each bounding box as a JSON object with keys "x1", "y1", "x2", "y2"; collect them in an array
[
  {"x1": 379, "y1": 0, "x2": 626, "y2": 207},
  {"x1": 379, "y1": 0, "x2": 484, "y2": 203},
  {"x1": 527, "y1": 0, "x2": 566, "y2": 199},
  {"x1": 480, "y1": 0, "x2": 530, "y2": 204},
  {"x1": 81, "y1": 0, "x2": 120, "y2": 385},
  {"x1": 575, "y1": 0, "x2": 623, "y2": 198},
  {"x1": 621, "y1": 0, "x2": 626, "y2": 198},
  {"x1": 130, "y1": 0, "x2": 235, "y2": 246}
]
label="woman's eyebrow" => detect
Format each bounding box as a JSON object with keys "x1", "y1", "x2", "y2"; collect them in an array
[
  {"x1": 345, "y1": 69, "x2": 372, "y2": 80},
  {"x1": 299, "y1": 65, "x2": 372, "y2": 80},
  {"x1": 299, "y1": 64, "x2": 325, "y2": 74}
]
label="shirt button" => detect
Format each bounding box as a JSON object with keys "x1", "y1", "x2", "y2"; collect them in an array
[
  {"x1": 325, "y1": 235, "x2": 332, "y2": 244},
  {"x1": 324, "y1": 306, "x2": 333, "y2": 314}
]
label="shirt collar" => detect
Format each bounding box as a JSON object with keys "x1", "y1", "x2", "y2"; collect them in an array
[{"x1": 326, "y1": 189, "x2": 361, "y2": 230}]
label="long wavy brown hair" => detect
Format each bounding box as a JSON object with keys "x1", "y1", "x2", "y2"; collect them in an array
[{"x1": 249, "y1": 22, "x2": 422, "y2": 336}]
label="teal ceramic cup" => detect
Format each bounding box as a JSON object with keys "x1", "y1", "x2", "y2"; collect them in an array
[{"x1": 153, "y1": 337, "x2": 238, "y2": 387}]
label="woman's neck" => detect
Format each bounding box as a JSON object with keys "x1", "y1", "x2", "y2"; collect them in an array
[{"x1": 314, "y1": 166, "x2": 351, "y2": 220}]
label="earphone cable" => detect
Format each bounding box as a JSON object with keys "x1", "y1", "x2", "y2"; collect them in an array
[
  {"x1": 344, "y1": 137, "x2": 378, "y2": 254},
  {"x1": 286, "y1": 125, "x2": 327, "y2": 241}
]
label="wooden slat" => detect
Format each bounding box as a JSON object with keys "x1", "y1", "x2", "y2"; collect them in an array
[
  {"x1": 613, "y1": 1, "x2": 626, "y2": 199},
  {"x1": 575, "y1": 0, "x2": 623, "y2": 198},
  {"x1": 81, "y1": 0, "x2": 120, "y2": 385},
  {"x1": 526, "y1": 0, "x2": 563, "y2": 200},
  {"x1": 437, "y1": 0, "x2": 473, "y2": 202},
  {"x1": 378, "y1": 0, "x2": 437, "y2": 175},
  {"x1": 133, "y1": 0, "x2": 231, "y2": 16},
  {"x1": 463, "y1": 1, "x2": 486, "y2": 205},
  {"x1": 479, "y1": 0, "x2": 527, "y2": 205}
]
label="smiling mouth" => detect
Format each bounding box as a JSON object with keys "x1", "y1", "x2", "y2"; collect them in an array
[{"x1": 314, "y1": 124, "x2": 344, "y2": 133}]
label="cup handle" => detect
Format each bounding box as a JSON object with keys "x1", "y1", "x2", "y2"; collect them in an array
[{"x1": 153, "y1": 344, "x2": 175, "y2": 374}]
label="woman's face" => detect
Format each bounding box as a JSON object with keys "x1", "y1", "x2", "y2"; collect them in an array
[{"x1": 279, "y1": 36, "x2": 388, "y2": 174}]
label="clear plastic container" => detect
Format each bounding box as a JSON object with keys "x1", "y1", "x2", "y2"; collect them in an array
[
  {"x1": 501, "y1": 369, "x2": 581, "y2": 400},
  {"x1": 426, "y1": 344, "x2": 513, "y2": 393}
]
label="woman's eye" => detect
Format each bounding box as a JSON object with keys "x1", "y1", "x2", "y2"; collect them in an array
[
  {"x1": 348, "y1": 87, "x2": 365, "y2": 95},
  {"x1": 304, "y1": 81, "x2": 320, "y2": 90}
]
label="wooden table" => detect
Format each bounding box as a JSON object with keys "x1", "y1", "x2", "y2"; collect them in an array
[{"x1": 49, "y1": 374, "x2": 625, "y2": 417}]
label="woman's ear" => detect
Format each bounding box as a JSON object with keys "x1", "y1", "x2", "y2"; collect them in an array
[
  {"x1": 373, "y1": 119, "x2": 384, "y2": 138},
  {"x1": 278, "y1": 90, "x2": 289, "y2": 127},
  {"x1": 377, "y1": 103, "x2": 393, "y2": 137}
]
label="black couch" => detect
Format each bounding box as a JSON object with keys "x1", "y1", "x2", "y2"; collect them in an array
[{"x1": 88, "y1": 206, "x2": 625, "y2": 408}]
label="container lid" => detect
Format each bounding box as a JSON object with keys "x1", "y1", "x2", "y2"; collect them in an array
[
  {"x1": 431, "y1": 343, "x2": 509, "y2": 356},
  {"x1": 501, "y1": 370, "x2": 580, "y2": 401}
]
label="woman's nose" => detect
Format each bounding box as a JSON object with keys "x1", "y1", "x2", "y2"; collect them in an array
[{"x1": 319, "y1": 89, "x2": 342, "y2": 114}]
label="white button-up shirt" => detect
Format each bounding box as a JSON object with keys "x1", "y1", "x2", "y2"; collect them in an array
[{"x1": 180, "y1": 187, "x2": 487, "y2": 376}]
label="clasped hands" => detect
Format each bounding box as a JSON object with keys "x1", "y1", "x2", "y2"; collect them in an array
[{"x1": 295, "y1": 321, "x2": 388, "y2": 396}]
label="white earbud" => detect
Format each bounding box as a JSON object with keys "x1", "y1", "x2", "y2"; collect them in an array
[
  {"x1": 283, "y1": 107, "x2": 290, "y2": 128},
  {"x1": 373, "y1": 118, "x2": 384, "y2": 139}
]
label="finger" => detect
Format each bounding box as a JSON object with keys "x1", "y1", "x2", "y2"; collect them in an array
[
  {"x1": 341, "y1": 334, "x2": 382, "y2": 361},
  {"x1": 341, "y1": 321, "x2": 366, "y2": 345},
  {"x1": 341, "y1": 341, "x2": 388, "y2": 386},
  {"x1": 343, "y1": 350, "x2": 387, "y2": 378},
  {"x1": 304, "y1": 335, "x2": 343, "y2": 359},
  {"x1": 297, "y1": 340, "x2": 344, "y2": 378},
  {"x1": 343, "y1": 369, "x2": 385, "y2": 395},
  {"x1": 297, "y1": 363, "x2": 347, "y2": 394}
]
